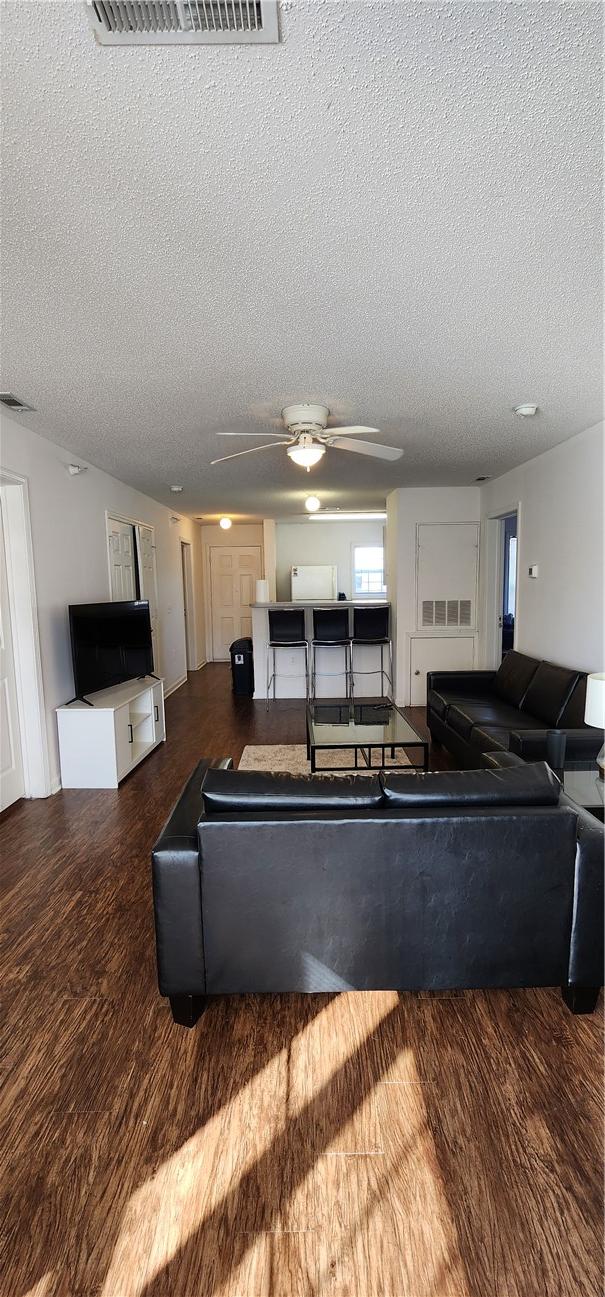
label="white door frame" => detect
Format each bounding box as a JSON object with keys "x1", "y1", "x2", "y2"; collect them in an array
[
  {"x1": 180, "y1": 540, "x2": 196, "y2": 670},
  {"x1": 0, "y1": 470, "x2": 51, "y2": 798},
  {"x1": 482, "y1": 502, "x2": 521, "y2": 669}
]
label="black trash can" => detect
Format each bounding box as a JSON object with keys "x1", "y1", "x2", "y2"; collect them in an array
[{"x1": 229, "y1": 637, "x2": 254, "y2": 696}]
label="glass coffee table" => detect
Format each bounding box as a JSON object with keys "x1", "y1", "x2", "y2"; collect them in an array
[
  {"x1": 561, "y1": 765, "x2": 604, "y2": 822},
  {"x1": 306, "y1": 699, "x2": 428, "y2": 773}
]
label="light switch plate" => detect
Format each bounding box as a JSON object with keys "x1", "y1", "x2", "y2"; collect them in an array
[{"x1": 528, "y1": 564, "x2": 539, "y2": 578}]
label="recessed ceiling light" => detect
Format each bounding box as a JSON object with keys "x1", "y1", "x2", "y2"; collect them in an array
[
  {"x1": 513, "y1": 404, "x2": 539, "y2": 418},
  {"x1": 474, "y1": 475, "x2": 491, "y2": 482},
  {"x1": 305, "y1": 496, "x2": 321, "y2": 512},
  {"x1": 170, "y1": 484, "x2": 183, "y2": 493},
  {"x1": 219, "y1": 517, "x2": 232, "y2": 530}
]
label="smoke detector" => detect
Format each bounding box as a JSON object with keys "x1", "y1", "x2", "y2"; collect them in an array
[
  {"x1": 86, "y1": 1, "x2": 279, "y2": 45},
  {"x1": 513, "y1": 404, "x2": 539, "y2": 418}
]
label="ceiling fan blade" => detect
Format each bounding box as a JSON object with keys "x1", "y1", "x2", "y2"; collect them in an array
[
  {"x1": 332, "y1": 437, "x2": 403, "y2": 461},
  {"x1": 217, "y1": 431, "x2": 290, "y2": 438},
  {"x1": 330, "y1": 425, "x2": 381, "y2": 437},
  {"x1": 211, "y1": 441, "x2": 290, "y2": 466}
]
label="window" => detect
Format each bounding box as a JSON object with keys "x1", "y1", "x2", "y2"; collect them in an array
[{"x1": 353, "y1": 546, "x2": 386, "y2": 597}]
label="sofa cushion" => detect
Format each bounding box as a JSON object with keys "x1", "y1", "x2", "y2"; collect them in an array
[
  {"x1": 470, "y1": 726, "x2": 511, "y2": 753},
  {"x1": 493, "y1": 650, "x2": 540, "y2": 706},
  {"x1": 447, "y1": 700, "x2": 542, "y2": 741},
  {"x1": 558, "y1": 673, "x2": 588, "y2": 729},
  {"x1": 381, "y1": 762, "x2": 560, "y2": 808},
  {"x1": 427, "y1": 688, "x2": 450, "y2": 719},
  {"x1": 520, "y1": 661, "x2": 579, "y2": 726},
  {"x1": 201, "y1": 769, "x2": 383, "y2": 814}
]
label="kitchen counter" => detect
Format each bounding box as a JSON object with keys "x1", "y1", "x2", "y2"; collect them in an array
[
  {"x1": 250, "y1": 601, "x2": 390, "y2": 700},
  {"x1": 251, "y1": 599, "x2": 388, "y2": 609}
]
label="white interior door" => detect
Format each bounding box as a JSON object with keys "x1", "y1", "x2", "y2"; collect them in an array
[
  {"x1": 108, "y1": 518, "x2": 136, "y2": 601},
  {"x1": 136, "y1": 524, "x2": 160, "y2": 673},
  {"x1": 0, "y1": 500, "x2": 25, "y2": 811},
  {"x1": 210, "y1": 546, "x2": 262, "y2": 659},
  {"x1": 181, "y1": 541, "x2": 195, "y2": 670}
]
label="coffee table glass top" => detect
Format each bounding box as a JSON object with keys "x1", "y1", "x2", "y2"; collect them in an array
[
  {"x1": 307, "y1": 700, "x2": 425, "y2": 750},
  {"x1": 561, "y1": 765, "x2": 604, "y2": 814}
]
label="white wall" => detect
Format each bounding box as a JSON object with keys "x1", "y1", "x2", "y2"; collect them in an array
[
  {"x1": 0, "y1": 413, "x2": 204, "y2": 792},
  {"x1": 479, "y1": 422, "x2": 604, "y2": 673},
  {"x1": 275, "y1": 520, "x2": 384, "y2": 601},
  {"x1": 386, "y1": 487, "x2": 481, "y2": 704}
]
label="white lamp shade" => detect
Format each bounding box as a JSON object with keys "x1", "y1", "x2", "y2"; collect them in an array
[{"x1": 584, "y1": 673, "x2": 605, "y2": 728}]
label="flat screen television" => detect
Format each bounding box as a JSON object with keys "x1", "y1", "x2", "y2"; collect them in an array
[{"x1": 69, "y1": 600, "x2": 153, "y2": 699}]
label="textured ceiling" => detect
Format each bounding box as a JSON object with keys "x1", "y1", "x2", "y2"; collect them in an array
[{"x1": 1, "y1": 0, "x2": 602, "y2": 518}]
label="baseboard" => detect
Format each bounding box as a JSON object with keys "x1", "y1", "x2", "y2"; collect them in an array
[
  {"x1": 195, "y1": 659, "x2": 207, "y2": 670},
  {"x1": 164, "y1": 674, "x2": 188, "y2": 698}
]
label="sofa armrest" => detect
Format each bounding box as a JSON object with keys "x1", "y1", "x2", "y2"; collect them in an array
[
  {"x1": 151, "y1": 756, "x2": 232, "y2": 996},
  {"x1": 427, "y1": 670, "x2": 497, "y2": 696},
  {"x1": 484, "y1": 752, "x2": 604, "y2": 988},
  {"x1": 509, "y1": 729, "x2": 604, "y2": 762},
  {"x1": 562, "y1": 797, "x2": 604, "y2": 989}
]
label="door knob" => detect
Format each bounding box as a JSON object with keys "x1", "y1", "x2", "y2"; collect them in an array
[{"x1": 414, "y1": 670, "x2": 420, "y2": 675}]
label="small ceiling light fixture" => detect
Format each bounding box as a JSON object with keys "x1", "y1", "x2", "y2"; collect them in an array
[
  {"x1": 513, "y1": 403, "x2": 539, "y2": 418},
  {"x1": 170, "y1": 484, "x2": 183, "y2": 493},
  {"x1": 219, "y1": 517, "x2": 232, "y2": 530},
  {"x1": 304, "y1": 496, "x2": 321, "y2": 512},
  {"x1": 309, "y1": 511, "x2": 387, "y2": 522},
  {"x1": 474, "y1": 475, "x2": 491, "y2": 482},
  {"x1": 287, "y1": 435, "x2": 326, "y2": 472}
]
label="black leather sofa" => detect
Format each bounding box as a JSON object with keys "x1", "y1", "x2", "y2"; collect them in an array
[
  {"x1": 427, "y1": 649, "x2": 603, "y2": 769},
  {"x1": 152, "y1": 759, "x2": 603, "y2": 1025}
]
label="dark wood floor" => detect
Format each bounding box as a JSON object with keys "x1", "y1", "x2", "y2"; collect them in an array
[{"x1": 0, "y1": 664, "x2": 602, "y2": 1297}]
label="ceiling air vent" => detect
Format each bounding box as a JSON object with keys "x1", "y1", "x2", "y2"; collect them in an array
[
  {"x1": 0, "y1": 392, "x2": 36, "y2": 413},
  {"x1": 87, "y1": 1, "x2": 279, "y2": 44}
]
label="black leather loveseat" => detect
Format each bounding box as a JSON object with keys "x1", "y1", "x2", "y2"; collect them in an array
[
  {"x1": 152, "y1": 759, "x2": 603, "y2": 1026},
  {"x1": 427, "y1": 649, "x2": 603, "y2": 769}
]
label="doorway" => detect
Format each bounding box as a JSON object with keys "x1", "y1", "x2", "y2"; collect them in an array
[
  {"x1": 499, "y1": 512, "x2": 518, "y2": 659},
  {"x1": 180, "y1": 541, "x2": 195, "y2": 671},
  {"x1": 209, "y1": 545, "x2": 262, "y2": 660}
]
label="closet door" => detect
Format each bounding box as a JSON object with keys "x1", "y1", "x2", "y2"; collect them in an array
[
  {"x1": 136, "y1": 524, "x2": 160, "y2": 673},
  {"x1": 416, "y1": 523, "x2": 479, "y2": 631},
  {"x1": 107, "y1": 518, "x2": 136, "y2": 601}
]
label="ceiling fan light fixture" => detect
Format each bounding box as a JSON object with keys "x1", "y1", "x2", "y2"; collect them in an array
[
  {"x1": 304, "y1": 496, "x2": 321, "y2": 512},
  {"x1": 219, "y1": 517, "x2": 232, "y2": 530},
  {"x1": 287, "y1": 438, "x2": 325, "y2": 471}
]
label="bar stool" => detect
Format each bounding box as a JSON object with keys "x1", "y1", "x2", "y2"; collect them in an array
[
  {"x1": 351, "y1": 605, "x2": 393, "y2": 700},
  {"x1": 266, "y1": 608, "x2": 309, "y2": 709},
  {"x1": 311, "y1": 606, "x2": 352, "y2": 700}
]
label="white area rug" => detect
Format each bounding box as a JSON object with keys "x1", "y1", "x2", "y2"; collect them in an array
[{"x1": 238, "y1": 744, "x2": 411, "y2": 775}]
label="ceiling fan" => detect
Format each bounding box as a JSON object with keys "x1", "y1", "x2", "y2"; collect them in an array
[{"x1": 210, "y1": 403, "x2": 404, "y2": 472}]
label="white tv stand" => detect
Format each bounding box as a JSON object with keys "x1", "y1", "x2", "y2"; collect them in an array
[{"x1": 56, "y1": 676, "x2": 165, "y2": 789}]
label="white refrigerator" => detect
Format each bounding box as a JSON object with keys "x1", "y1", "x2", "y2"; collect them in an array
[{"x1": 290, "y1": 565, "x2": 338, "y2": 601}]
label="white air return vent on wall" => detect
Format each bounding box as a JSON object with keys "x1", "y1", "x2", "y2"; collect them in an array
[
  {"x1": 422, "y1": 600, "x2": 472, "y2": 629},
  {"x1": 87, "y1": 1, "x2": 279, "y2": 44}
]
